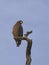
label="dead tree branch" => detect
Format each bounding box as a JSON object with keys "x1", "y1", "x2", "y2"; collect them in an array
[
  {"x1": 24, "y1": 30, "x2": 32, "y2": 37},
  {"x1": 13, "y1": 30, "x2": 32, "y2": 65}
]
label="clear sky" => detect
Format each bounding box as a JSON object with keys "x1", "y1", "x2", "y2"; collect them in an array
[{"x1": 0, "y1": 0, "x2": 49, "y2": 65}]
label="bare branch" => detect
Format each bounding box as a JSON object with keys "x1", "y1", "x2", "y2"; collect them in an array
[
  {"x1": 24, "y1": 30, "x2": 32, "y2": 37},
  {"x1": 13, "y1": 30, "x2": 32, "y2": 65}
]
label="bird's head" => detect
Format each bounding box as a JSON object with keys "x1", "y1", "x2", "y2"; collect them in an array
[{"x1": 17, "y1": 20, "x2": 23, "y2": 24}]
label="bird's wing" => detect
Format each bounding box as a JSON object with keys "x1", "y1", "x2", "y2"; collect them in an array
[
  {"x1": 12, "y1": 23, "x2": 20, "y2": 37},
  {"x1": 18, "y1": 25, "x2": 23, "y2": 36}
]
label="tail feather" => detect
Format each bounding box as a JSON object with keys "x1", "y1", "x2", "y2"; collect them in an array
[
  {"x1": 16, "y1": 40, "x2": 21, "y2": 47},
  {"x1": 14, "y1": 38, "x2": 21, "y2": 47}
]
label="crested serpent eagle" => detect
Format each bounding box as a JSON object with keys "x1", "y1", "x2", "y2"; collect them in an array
[{"x1": 12, "y1": 20, "x2": 23, "y2": 47}]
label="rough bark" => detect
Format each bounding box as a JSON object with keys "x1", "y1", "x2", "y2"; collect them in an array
[{"x1": 26, "y1": 39, "x2": 32, "y2": 65}]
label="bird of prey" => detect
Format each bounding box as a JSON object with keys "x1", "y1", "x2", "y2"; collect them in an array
[{"x1": 12, "y1": 20, "x2": 23, "y2": 47}]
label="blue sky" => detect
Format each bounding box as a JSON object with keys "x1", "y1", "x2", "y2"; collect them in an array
[{"x1": 0, "y1": 0, "x2": 49, "y2": 65}]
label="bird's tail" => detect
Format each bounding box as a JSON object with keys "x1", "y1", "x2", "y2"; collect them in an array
[
  {"x1": 16, "y1": 40, "x2": 21, "y2": 47},
  {"x1": 14, "y1": 38, "x2": 21, "y2": 47}
]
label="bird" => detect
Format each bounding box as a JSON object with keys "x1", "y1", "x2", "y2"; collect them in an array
[{"x1": 12, "y1": 20, "x2": 23, "y2": 47}]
